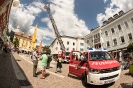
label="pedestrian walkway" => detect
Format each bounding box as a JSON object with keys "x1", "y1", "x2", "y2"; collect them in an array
[
  {"x1": 19, "y1": 54, "x2": 65, "y2": 78},
  {"x1": 0, "y1": 51, "x2": 21, "y2": 88},
  {"x1": 0, "y1": 50, "x2": 33, "y2": 88}
]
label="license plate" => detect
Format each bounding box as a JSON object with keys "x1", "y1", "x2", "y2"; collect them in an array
[{"x1": 104, "y1": 79, "x2": 114, "y2": 84}]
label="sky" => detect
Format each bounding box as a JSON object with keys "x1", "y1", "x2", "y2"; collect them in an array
[{"x1": 9, "y1": 0, "x2": 133, "y2": 46}]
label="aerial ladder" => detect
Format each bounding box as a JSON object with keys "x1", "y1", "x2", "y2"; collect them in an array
[{"x1": 44, "y1": 4, "x2": 69, "y2": 62}]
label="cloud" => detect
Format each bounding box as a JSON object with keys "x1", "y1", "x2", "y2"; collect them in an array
[
  {"x1": 41, "y1": 18, "x2": 49, "y2": 22},
  {"x1": 103, "y1": 0, "x2": 108, "y2": 3},
  {"x1": 97, "y1": 0, "x2": 133, "y2": 26},
  {"x1": 9, "y1": 1, "x2": 44, "y2": 33},
  {"x1": 42, "y1": 0, "x2": 90, "y2": 37},
  {"x1": 9, "y1": 0, "x2": 90, "y2": 46}
]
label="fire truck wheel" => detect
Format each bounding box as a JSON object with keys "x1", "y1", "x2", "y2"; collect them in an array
[
  {"x1": 68, "y1": 73, "x2": 70, "y2": 77},
  {"x1": 82, "y1": 73, "x2": 88, "y2": 86}
]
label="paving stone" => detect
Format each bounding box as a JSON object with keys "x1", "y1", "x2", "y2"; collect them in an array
[{"x1": 12, "y1": 52, "x2": 133, "y2": 88}]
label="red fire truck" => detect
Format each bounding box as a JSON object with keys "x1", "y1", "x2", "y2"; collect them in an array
[
  {"x1": 58, "y1": 51, "x2": 70, "y2": 63},
  {"x1": 68, "y1": 48, "x2": 121, "y2": 85}
]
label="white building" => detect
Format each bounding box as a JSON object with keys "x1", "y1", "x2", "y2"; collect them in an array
[
  {"x1": 84, "y1": 9, "x2": 133, "y2": 58},
  {"x1": 50, "y1": 35, "x2": 85, "y2": 55}
]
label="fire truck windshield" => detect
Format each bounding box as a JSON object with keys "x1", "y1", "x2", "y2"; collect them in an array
[
  {"x1": 90, "y1": 51, "x2": 112, "y2": 60},
  {"x1": 64, "y1": 52, "x2": 70, "y2": 56}
]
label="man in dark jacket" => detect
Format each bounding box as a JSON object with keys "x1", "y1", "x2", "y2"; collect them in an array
[{"x1": 46, "y1": 55, "x2": 52, "y2": 69}]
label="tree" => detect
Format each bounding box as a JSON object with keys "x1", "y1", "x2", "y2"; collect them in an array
[
  {"x1": 43, "y1": 46, "x2": 51, "y2": 54},
  {"x1": 127, "y1": 42, "x2": 133, "y2": 58},
  {"x1": 13, "y1": 37, "x2": 19, "y2": 48},
  {"x1": 127, "y1": 42, "x2": 133, "y2": 52}
]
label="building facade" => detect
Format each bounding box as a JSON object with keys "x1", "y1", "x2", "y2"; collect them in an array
[
  {"x1": 14, "y1": 32, "x2": 32, "y2": 51},
  {"x1": 0, "y1": 0, "x2": 14, "y2": 48},
  {"x1": 50, "y1": 36, "x2": 85, "y2": 55},
  {"x1": 84, "y1": 9, "x2": 133, "y2": 58}
]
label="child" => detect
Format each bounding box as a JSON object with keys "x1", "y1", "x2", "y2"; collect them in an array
[{"x1": 55, "y1": 57, "x2": 62, "y2": 73}]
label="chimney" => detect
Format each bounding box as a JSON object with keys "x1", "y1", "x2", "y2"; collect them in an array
[
  {"x1": 113, "y1": 14, "x2": 119, "y2": 19},
  {"x1": 108, "y1": 17, "x2": 114, "y2": 22},
  {"x1": 103, "y1": 20, "x2": 109, "y2": 25},
  {"x1": 119, "y1": 10, "x2": 124, "y2": 16}
]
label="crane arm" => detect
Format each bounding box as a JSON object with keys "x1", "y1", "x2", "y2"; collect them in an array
[{"x1": 45, "y1": 4, "x2": 65, "y2": 51}]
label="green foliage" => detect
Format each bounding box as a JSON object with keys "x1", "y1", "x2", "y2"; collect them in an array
[
  {"x1": 13, "y1": 37, "x2": 19, "y2": 48},
  {"x1": 43, "y1": 46, "x2": 51, "y2": 54},
  {"x1": 127, "y1": 42, "x2": 133, "y2": 52}
]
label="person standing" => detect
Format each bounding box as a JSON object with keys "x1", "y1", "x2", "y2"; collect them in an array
[
  {"x1": 32, "y1": 48, "x2": 39, "y2": 77},
  {"x1": 119, "y1": 51, "x2": 122, "y2": 63},
  {"x1": 47, "y1": 54, "x2": 52, "y2": 69},
  {"x1": 40, "y1": 51, "x2": 48, "y2": 79},
  {"x1": 55, "y1": 56, "x2": 62, "y2": 73},
  {"x1": 119, "y1": 51, "x2": 124, "y2": 70},
  {"x1": 3, "y1": 44, "x2": 8, "y2": 56}
]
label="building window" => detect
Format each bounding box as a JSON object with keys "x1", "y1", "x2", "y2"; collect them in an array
[
  {"x1": 124, "y1": 21, "x2": 129, "y2": 27},
  {"x1": 128, "y1": 33, "x2": 132, "y2": 40},
  {"x1": 67, "y1": 48, "x2": 69, "y2": 51},
  {"x1": 73, "y1": 42, "x2": 75, "y2": 46},
  {"x1": 73, "y1": 48, "x2": 75, "y2": 51},
  {"x1": 120, "y1": 36, "x2": 125, "y2": 43},
  {"x1": 131, "y1": 18, "x2": 133, "y2": 23},
  {"x1": 107, "y1": 41, "x2": 110, "y2": 47},
  {"x1": 80, "y1": 43, "x2": 84, "y2": 46},
  {"x1": 105, "y1": 31, "x2": 108, "y2": 36},
  {"x1": 67, "y1": 41, "x2": 69, "y2": 45},
  {"x1": 111, "y1": 28, "x2": 115, "y2": 33},
  {"x1": 96, "y1": 34, "x2": 97, "y2": 38},
  {"x1": 56, "y1": 47, "x2": 58, "y2": 50},
  {"x1": 118, "y1": 24, "x2": 121, "y2": 30},
  {"x1": 95, "y1": 35, "x2": 97, "y2": 38},
  {"x1": 80, "y1": 48, "x2": 84, "y2": 51},
  {"x1": 113, "y1": 39, "x2": 117, "y2": 46},
  {"x1": 98, "y1": 33, "x2": 100, "y2": 38},
  {"x1": 87, "y1": 40, "x2": 89, "y2": 43}
]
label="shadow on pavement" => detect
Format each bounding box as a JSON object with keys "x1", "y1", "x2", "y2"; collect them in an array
[
  {"x1": 67, "y1": 74, "x2": 81, "y2": 80},
  {"x1": 37, "y1": 71, "x2": 42, "y2": 75},
  {"x1": 16, "y1": 59, "x2": 21, "y2": 61},
  {"x1": 120, "y1": 83, "x2": 132, "y2": 88},
  {"x1": 12, "y1": 54, "x2": 33, "y2": 87},
  {"x1": 45, "y1": 73, "x2": 50, "y2": 78},
  {"x1": 124, "y1": 72, "x2": 130, "y2": 75},
  {"x1": 84, "y1": 82, "x2": 115, "y2": 88}
]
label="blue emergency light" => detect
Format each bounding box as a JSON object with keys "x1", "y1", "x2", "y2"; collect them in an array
[
  {"x1": 88, "y1": 48, "x2": 107, "y2": 51},
  {"x1": 88, "y1": 48, "x2": 94, "y2": 50}
]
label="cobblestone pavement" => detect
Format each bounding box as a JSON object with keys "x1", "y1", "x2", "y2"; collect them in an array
[
  {"x1": 0, "y1": 51, "x2": 21, "y2": 88},
  {"x1": 13, "y1": 53, "x2": 133, "y2": 88}
]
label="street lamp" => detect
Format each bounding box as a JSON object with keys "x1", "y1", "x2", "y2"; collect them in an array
[{"x1": 13, "y1": 0, "x2": 20, "y2": 7}]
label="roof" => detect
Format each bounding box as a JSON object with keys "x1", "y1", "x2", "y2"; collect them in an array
[
  {"x1": 0, "y1": 0, "x2": 13, "y2": 33},
  {"x1": 15, "y1": 32, "x2": 32, "y2": 39},
  {"x1": 90, "y1": 9, "x2": 133, "y2": 32}
]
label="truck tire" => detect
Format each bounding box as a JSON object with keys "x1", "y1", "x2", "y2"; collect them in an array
[
  {"x1": 82, "y1": 73, "x2": 88, "y2": 86},
  {"x1": 68, "y1": 73, "x2": 70, "y2": 77}
]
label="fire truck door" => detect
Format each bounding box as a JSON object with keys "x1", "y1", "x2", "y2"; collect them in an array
[{"x1": 70, "y1": 60, "x2": 87, "y2": 77}]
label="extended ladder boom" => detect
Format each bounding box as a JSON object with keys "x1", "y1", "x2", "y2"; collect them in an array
[{"x1": 44, "y1": 4, "x2": 65, "y2": 51}]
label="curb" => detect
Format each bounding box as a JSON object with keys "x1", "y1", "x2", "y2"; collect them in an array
[{"x1": 10, "y1": 53, "x2": 33, "y2": 88}]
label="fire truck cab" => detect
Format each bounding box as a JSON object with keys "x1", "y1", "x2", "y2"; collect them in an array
[
  {"x1": 58, "y1": 51, "x2": 70, "y2": 63},
  {"x1": 68, "y1": 48, "x2": 121, "y2": 85}
]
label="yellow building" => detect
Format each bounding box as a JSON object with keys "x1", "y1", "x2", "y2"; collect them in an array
[
  {"x1": 14, "y1": 32, "x2": 32, "y2": 51},
  {"x1": 31, "y1": 23, "x2": 38, "y2": 50}
]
